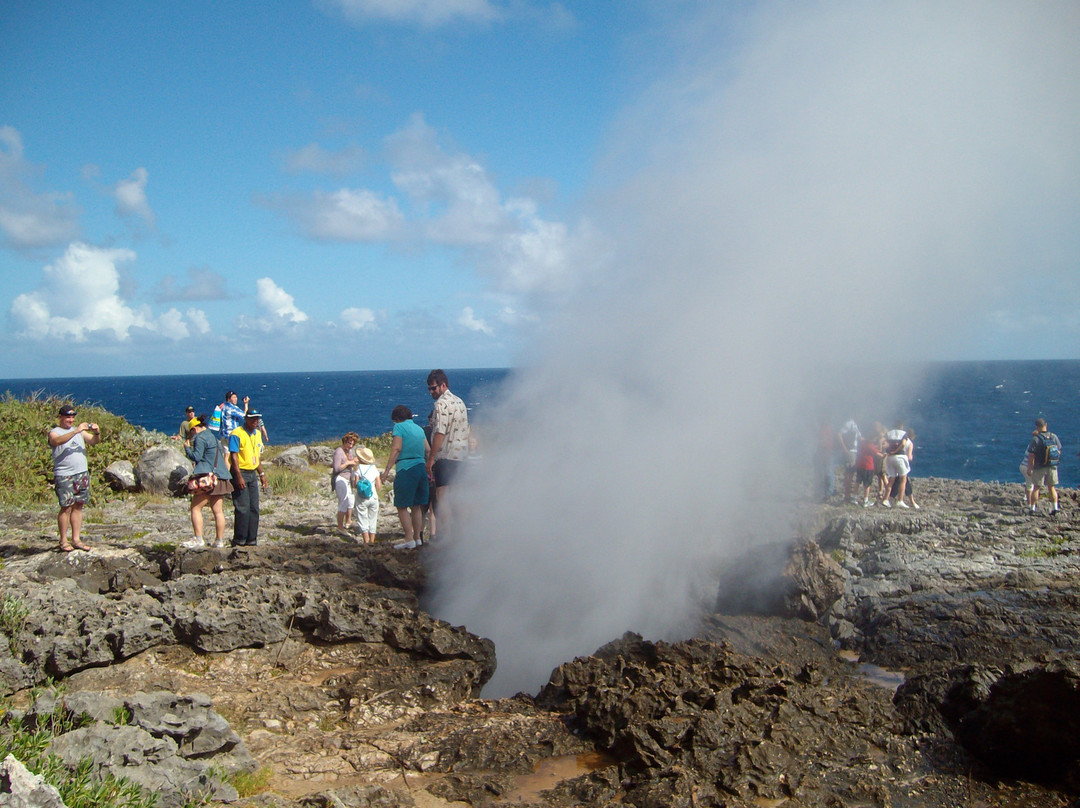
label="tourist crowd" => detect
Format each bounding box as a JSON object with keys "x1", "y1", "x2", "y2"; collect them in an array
[{"x1": 47, "y1": 370, "x2": 470, "y2": 554}]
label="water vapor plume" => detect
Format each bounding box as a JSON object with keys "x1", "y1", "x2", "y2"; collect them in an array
[{"x1": 428, "y1": 1, "x2": 1080, "y2": 696}]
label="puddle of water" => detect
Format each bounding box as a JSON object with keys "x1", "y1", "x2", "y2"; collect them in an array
[
  {"x1": 857, "y1": 662, "x2": 905, "y2": 691},
  {"x1": 500, "y1": 752, "x2": 615, "y2": 803},
  {"x1": 836, "y1": 650, "x2": 905, "y2": 691}
]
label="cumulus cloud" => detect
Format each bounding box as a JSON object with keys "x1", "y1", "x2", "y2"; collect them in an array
[
  {"x1": 255, "y1": 277, "x2": 308, "y2": 323},
  {"x1": 271, "y1": 188, "x2": 406, "y2": 242},
  {"x1": 186, "y1": 308, "x2": 211, "y2": 334},
  {"x1": 458, "y1": 306, "x2": 492, "y2": 335},
  {"x1": 153, "y1": 266, "x2": 234, "y2": 302},
  {"x1": 285, "y1": 142, "x2": 366, "y2": 176},
  {"x1": 0, "y1": 126, "x2": 80, "y2": 249},
  {"x1": 320, "y1": 0, "x2": 499, "y2": 27},
  {"x1": 275, "y1": 114, "x2": 589, "y2": 300},
  {"x1": 8, "y1": 242, "x2": 201, "y2": 342},
  {"x1": 112, "y1": 167, "x2": 155, "y2": 228},
  {"x1": 341, "y1": 306, "x2": 377, "y2": 330}
]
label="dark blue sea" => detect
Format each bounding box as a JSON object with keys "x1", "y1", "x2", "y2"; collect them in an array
[
  {"x1": 0, "y1": 368, "x2": 511, "y2": 448},
  {"x1": 1, "y1": 361, "x2": 1076, "y2": 487}
]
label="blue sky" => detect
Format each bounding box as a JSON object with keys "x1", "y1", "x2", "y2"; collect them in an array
[{"x1": 2, "y1": 1, "x2": 1078, "y2": 379}]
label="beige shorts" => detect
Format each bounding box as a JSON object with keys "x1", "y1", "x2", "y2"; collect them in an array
[{"x1": 1030, "y1": 465, "x2": 1059, "y2": 488}]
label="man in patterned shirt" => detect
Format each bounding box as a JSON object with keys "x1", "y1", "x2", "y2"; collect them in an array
[{"x1": 425, "y1": 369, "x2": 469, "y2": 537}]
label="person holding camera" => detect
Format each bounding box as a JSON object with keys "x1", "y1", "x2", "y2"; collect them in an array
[{"x1": 48, "y1": 404, "x2": 101, "y2": 552}]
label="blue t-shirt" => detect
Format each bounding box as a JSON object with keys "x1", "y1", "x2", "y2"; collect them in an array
[{"x1": 393, "y1": 419, "x2": 426, "y2": 471}]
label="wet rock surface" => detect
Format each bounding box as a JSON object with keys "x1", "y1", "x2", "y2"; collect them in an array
[{"x1": 1, "y1": 476, "x2": 1079, "y2": 806}]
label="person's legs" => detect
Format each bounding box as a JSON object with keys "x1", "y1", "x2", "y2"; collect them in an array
[
  {"x1": 247, "y1": 474, "x2": 260, "y2": 544},
  {"x1": 396, "y1": 507, "x2": 414, "y2": 543},
  {"x1": 57, "y1": 505, "x2": 73, "y2": 549},
  {"x1": 233, "y1": 483, "x2": 250, "y2": 545},
  {"x1": 894, "y1": 475, "x2": 908, "y2": 506},
  {"x1": 190, "y1": 494, "x2": 206, "y2": 538},
  {"x1": 69, "y1": 503, "x2": 86, "y2": 548},
  {"x1": 410, "y1": 506, "x2": 424, "y2": 543},
  {"x1": 210, "y1": 496, "x2": 226, "y2": 542}
]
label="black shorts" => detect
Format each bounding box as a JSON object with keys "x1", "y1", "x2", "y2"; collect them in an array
[{"x1": 432, "y1": 458, "x2": 463, "y2": 488}]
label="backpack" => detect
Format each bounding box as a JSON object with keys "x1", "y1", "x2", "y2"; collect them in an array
[
  {"x1": 356, "y1": 470, "x2": 374, "y2": 499},
  {"x1": 1036, "y1": 432, "x2": 1061, "y2": 467}
]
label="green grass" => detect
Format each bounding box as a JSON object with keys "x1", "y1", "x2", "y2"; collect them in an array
[
  {"x1": 264, "y1": 466, "x2": 318, "y2": 498},
  {"x1": 229, "y1": 766, "x2": 272, "y2": 797},
  {"x1": 0, "y1": 392, "x2": 151, "y2": 508}
]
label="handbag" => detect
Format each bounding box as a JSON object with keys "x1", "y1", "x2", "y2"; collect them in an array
[
  {"x1": 187, "y1": 434, "x2": 221, "y2": 494},
  {"x1": 186, "y1": 472, "x2": 218, "y2": 493}
]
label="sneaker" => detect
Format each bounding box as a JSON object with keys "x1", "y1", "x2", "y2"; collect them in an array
[
  {"x1": 897, "y1": 501, "x2": 910, "y2": 509},
  {"x1": 209, "y1": 537, "x2": 227, "y2": 548},
  {"x1": 912, "y1": 503, "x2": 921, "y2": 510},
  {"x1": 182, "y1": 537, "x2": 205, "y2": 548},
  {"x1": 881, "y1": 500, "x2": 891, "y2": 508},
  {"x1": 393, "y1": 540, "x2": 418, "y2": 550}
]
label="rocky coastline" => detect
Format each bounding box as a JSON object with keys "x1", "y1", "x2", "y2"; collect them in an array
[{"x1": 3, "y1": 471, "x2": 1080, "y2": 807}]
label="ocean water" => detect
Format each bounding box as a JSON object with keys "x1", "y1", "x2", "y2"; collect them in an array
[
  {"x1": 1, "y1": 361, "x2": 1076, "y2": 487},
  {"x1": 0, "y1": 368, "x2": 511, "y2": 447}
]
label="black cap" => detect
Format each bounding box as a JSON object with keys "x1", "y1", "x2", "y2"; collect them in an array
[
  {"x1": 59, "y1": 405, "x2": 76, "y2": 416},
  {"x1": 185, "y1": 406, "x2": 195, "y2": 413},
  {"x1": 246, "y1": 410, "x2": 262, "y2": 419}
]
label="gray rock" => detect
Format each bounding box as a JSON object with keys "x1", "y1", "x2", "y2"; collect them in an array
[
  {"x1": 298, "y1": 784, "x2": 413, "y2": 807},
  {"x1": 307, "y1": 445, "x2": 335, "y2": 465},
  {"x1": 272, "y1": 446, "x2": 310, "y2": 468},
  {"x1": 103, "y1": 460, "x2": 137, "y2": 492},
  {"x1": 48, "y1": 724, "x2": 237, "y2": 808},
  {"x1": 6, "y1": 579, "x2": 169, "y2": 686},
  {"x1": 0, "y1": 754, "x2": 68, "y2": 808},
  {"x1": 135, "y1": 445, "x2": 192, "y2": 496}
]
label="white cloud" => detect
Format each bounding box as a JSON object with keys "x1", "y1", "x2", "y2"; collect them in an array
[
  {"x1": 278, "y1": 188, "x2": 406, "y2": 242},
  {"x1": 321, "y1": 0, "x2": 499, "y2": 27},
  {"x1": 458, "y1": 306, "x2": 492, "y2": 335},
  {"x1": 285, "y1": 142, "x2": 366, "y2": 176},
  {"x1": 255, "y1": 277, "x2": 308, "y2": 323},
  {"x1": 271, "y1": 114, "x2": 590, "y2": 301},
  {"x1": 387, "y1": 114, "x2": 588, "y2": 295},
  {"x1": 112, "y1": 167, "x2": 155, "y2": 228},
  {"x1": 157, "y1": 308, "x2": 189, "y2": 340},
  {"x1": 8, "y1": 242, "x2": 199, "y2": 342},
  {"x1": 0, "y1": 126, "x2": 80, "y2": 249},
  {"x1": 186, "y1": 308, "x2": 211, "y2": 334},
  {"x1": 341, "y1": 306, "x2": 377, "y2": 330}
]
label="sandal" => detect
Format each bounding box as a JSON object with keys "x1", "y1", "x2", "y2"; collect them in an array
[
  {"x1": 72, "y1": 540, "x2": 91, "y2": 551},
  {"x1": 58, "y1": 542, "x2": 75, "y2": 552}
]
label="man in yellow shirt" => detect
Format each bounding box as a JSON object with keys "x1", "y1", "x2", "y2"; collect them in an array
[{"x1": 229, "y1": 410, "x2": 267, "y2": 546}]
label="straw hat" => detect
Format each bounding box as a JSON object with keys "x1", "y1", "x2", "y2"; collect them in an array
[{"x1": 355, "y1": 446, "x2": 375, "y2": 464}]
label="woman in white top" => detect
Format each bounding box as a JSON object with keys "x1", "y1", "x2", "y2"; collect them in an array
[{"x1": 352, "y1": 445, "x2": 382, "y2": 545}]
